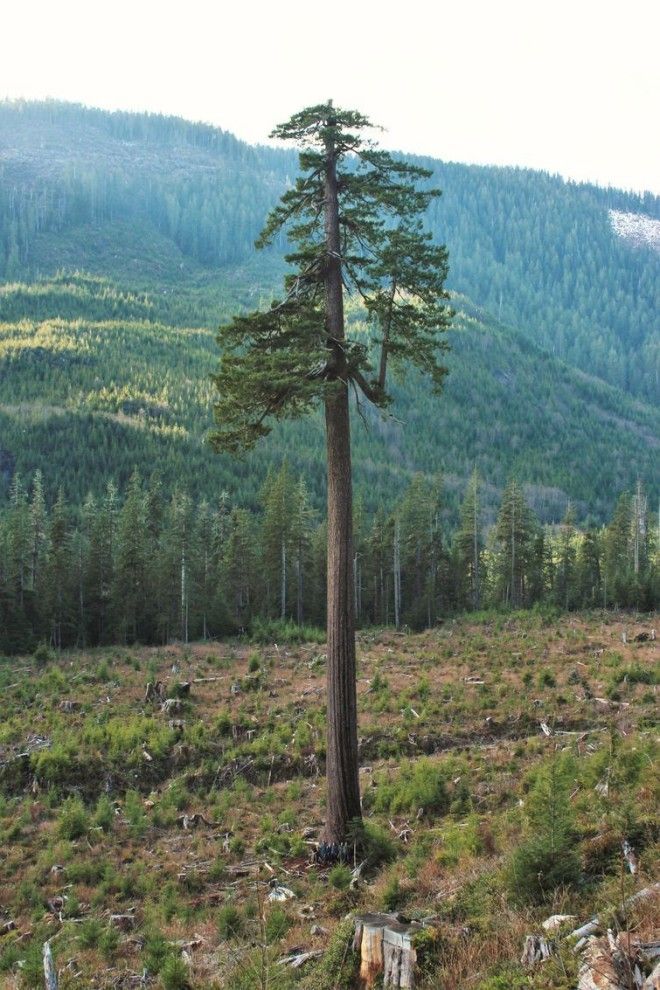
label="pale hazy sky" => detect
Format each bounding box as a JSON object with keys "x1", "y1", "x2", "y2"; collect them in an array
[{"x1": 2, "y1": 0, "x2": 659, "y2": 194}]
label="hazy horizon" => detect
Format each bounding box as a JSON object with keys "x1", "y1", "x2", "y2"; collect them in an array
[{"x1": 2, "y1": 0, "x2": 659, "y2": 196}]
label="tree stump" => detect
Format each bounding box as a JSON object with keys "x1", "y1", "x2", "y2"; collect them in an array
[
  {"x1": 521, "y1": 934, "x2": 553, "y2": 967},
  {"x1": 354, "y1": 913, "x2": 422, "y2": 988}
]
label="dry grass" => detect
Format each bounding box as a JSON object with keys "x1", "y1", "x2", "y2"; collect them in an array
[{"x1": 0, "y1": 611, "x2": 657, "y2": 988}]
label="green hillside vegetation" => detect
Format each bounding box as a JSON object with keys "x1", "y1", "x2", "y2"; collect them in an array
[
  {"x1": 1, "y1": 100, "x2": 658, "y2": 401},
  {"x1": 0, "y1": 274, "x2": 657, "y2": 522}
]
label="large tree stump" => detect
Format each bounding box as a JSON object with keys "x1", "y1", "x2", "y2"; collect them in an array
[{"x1": 354, "y1": 913, "x2": 422, "y2": 988}]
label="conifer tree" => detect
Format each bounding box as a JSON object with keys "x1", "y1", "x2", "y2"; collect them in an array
[
  {"x1": 455, "y1": 468, "x2": 484, "y2": 610},
  {"x1": 113, "y1": 473, "x2": 147, "y2": 643},
  {"x1": 398, "y1": 474, "x2": 442, "y2": 627},
  {"x1": 366, "y1": 506, "x2": 391, "y2": 626},
  {"x1": 260, "y1": 463, "x2": 296, "y2": 620},
  {"x1": 493, "y1": 479, "x2": 537, "y2": 608},
  {"x1": 603, "y1": 492, "x2": 633, "y2": 607},
  {"x1": 553, "y1": 504, "x2": 577, "y2": 610},
  {"x1": 7, "y1": 475, "x2": 30, "y2": 618},
  {"x1": 576, "y1": 529, "x2": 601, "y2": 607},
  {"x1": 29, "y1": 471, "x2": 48, "y2": 616},
  {"x1": 47, "y1": 490, "x2": 73, "y2": 649},
  {"x1": 292, "y1": 475, "x2": 315, "y2": 625},
  {"x1": 85, "y1": 482, "x2": 117, "y2": 645},
  {"x1": 210, "y1": 102, "x2": 452, "y2": 844},
  {"x1": 223, "y1": 508, "x2": 256, "y2": 631}
]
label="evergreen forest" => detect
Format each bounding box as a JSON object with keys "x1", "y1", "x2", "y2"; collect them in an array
[{"x1": 0, "y1": 100, "x2": 658, "y2": 651}]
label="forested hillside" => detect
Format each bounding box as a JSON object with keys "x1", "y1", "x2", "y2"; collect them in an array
[
  {"x1": 0, "y1": 274, "x2": 657, "y2": 522},
  {"x1": 1, "y1": 100, "x2": 659, "y2": 402},
  {"x1": 0, "y1": 100, "x2": 658, "y2": 529}
]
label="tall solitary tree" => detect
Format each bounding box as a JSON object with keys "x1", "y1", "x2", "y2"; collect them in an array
[{"x1": 210, "y1": 102, "x2": 452, "y2": 844}]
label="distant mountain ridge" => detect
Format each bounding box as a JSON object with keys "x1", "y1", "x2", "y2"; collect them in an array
[{"x1": 1, "y1": 100, "x2": 658, "y2": 404}]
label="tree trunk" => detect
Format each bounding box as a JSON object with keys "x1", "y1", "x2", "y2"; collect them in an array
[
  {"x1": 324, "y1": 384, "x2": 361, "y2": 841},
  {"x1": 393, "y1": 517, "x2": 401, "y2": 629},
  {"x1": 322, "y1": 116, "x2": 361, "y2": 843}
]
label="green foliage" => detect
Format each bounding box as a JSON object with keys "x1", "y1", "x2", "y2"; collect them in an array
[
  {"x1": 209, "y1": 101, "x2": 451, "y2": 456},
  {"x1": 217, "y1": 904, "x2": 244, "y2": 940},
  {"x1": 346, "y1": 818, "x2": 397, "y2": 867},
  {"x1": 57, "y1": 796, "x2": 89, "y2": 840},
  {"x1": 265, "y1": 905, "x2": 291, "y2": 943},
  {"x1": 160, "y1": 955, "x2": 191, "y2": 990},
  {"x1": 370, "y1": 759, "x2": 449, "y2": 817},
  {"x1": 328, "y1": 864, "x2": 352, "y2": 890},
  {"x1": 78, "y1": 917, "x2": 105, "y2": 949},
  {"x1": 94, "y1": 793, "x2": 114, "y2": 832},
  {"x1": 299, "y1": 917, "x2": 359, "y2": 990},
  {"x1": 32, "y1": 642, "x2": 53, "y2": 667},
  {"x1": 124, "y1": 789, "x2": 148, "y2": 836},
  {"x1": 99, "y1": 923, "x2": 120, "y2": 961},
  {"x1": 380, "y1": 874, "x2": 406, "y2": 911},
  {"x1": 250, "y1": 618, "x2": 325, "y2": 644},
  {"x1": 506, "y1": 758, "x2": 582, "y2": 904}
]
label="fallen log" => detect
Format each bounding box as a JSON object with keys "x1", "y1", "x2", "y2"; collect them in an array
[
  {"x1": 278, "y1": 949, "x2": 323, "y2": 969},
  {"x1": 576, "y1": 934, "x2": 629, "y2": 990},
  {"x1": 644, "y1": 961, "x2": 660, "y2": 989},
  {"x1": 43, "y1": 940, "x2": 58, "y2": 990},
  {"x1": 176, "y1": 813, "x2": 222, "y2": 830}
]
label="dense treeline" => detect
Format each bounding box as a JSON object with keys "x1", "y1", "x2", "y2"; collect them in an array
[
  {"x1": 1, "y1": 466, "x2": 656, "y2": 654},
  {"x1": 1, "y1": 101, "x2": 658, "y2": 401}
]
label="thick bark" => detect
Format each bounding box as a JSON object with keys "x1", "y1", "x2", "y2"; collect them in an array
[
  {"x1": 324, "y1": 384, "x2": 361, "y2": 841},
  {"x1": 321, "y1": 117, "x2": 362, "y2": 843}
]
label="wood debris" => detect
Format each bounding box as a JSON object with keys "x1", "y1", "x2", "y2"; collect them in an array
[
  {"x1": 43, "y1": 940, "x2": 58, "y2": 990},
  {"x1": 521, "y1": 934, "x2": 553, "y2": 966},
  {"x1": 278, "y1": 949, "x2": 323, "y2": 968}
]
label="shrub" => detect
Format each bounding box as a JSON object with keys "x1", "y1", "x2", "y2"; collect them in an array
[
  {"x1": 217, "y1": 904, "x2": 243, "y2": 940},
  {"x1": 371, "y1": 759, "x2": 449, "y2": 816},
  {"x1": 506, "y1": 758, "x2": 581, "y2": 904},
  {"x1": 124, "y1": 789, "x2": 147, "y2": 836},
  {"x1": 94, "y1": 793, "x2": 114, "y2": 832},
  {"x1": 79, "y1": 917, "x2": 104, "y2": 949},
  {"x1": 328, "y1": 864, "x2": 352, "y2": 890},
  {"x1": 250, "y1": 617, "x2": 325, "y2": 645},
  {"x1": 58, "y1": 796, "x2": 89, "y2": 840},
  {"x1": 99, "y1": 924, "x2": 120, "y2": 962},
  {"x1": 613, "y1": 664, "x2": 657, "y2": 686},
  {"x1": 347, "y1": 819, "x2": 396, "y2": 867},
  {"x1": 33, "y1": 642, "x2": 53, "y2": 667},
  {"x1": 380, "y1": 874, "x2": 406, "y2": 911},
  {"x1": 299, "y1": 917, "x2": 358, "y2": 990},
  {"x1": 160, "y1": 955, "x2": 190, "y2": 990},
  {"x1": 265, "y1": 905, "x2": 291, "y2": 943}
]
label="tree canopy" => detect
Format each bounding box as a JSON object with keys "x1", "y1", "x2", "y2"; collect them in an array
[{"x1": 209, "y1": 102, "x2": 453, "y2": 453}]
